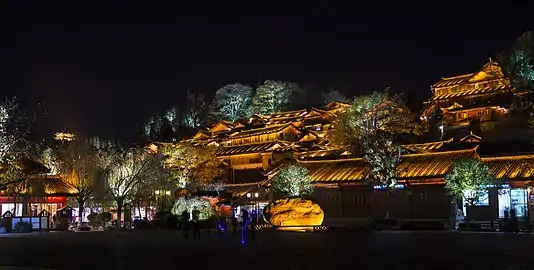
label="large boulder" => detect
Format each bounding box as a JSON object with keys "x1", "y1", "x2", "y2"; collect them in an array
[{"x1": 264, "y1": 198, "x2": 324, "y2": 228}]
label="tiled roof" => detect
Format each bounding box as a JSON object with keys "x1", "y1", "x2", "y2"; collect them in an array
[
  {"x1": 2, "y1": 175, "x2": 79, "y2": 196},
  {"x1": 265, "y1": 109, "x2": 308, "y2": 119},
  {"x1": 299, "y1": 158, "x2": 368, "y2": 183},
  {"x1": 402, "y1": 139, "x2": 453, "y2": 153},
  {"x1": 482, "y1": 155, "x2": 534, "y2": 180},
  {"x1": 40, "y1": 175, "x2": 79, "y2": 195},
  {"x1": 432, "y1": 74, "x2": 473, "y2": 88},
  {"x1": 228, "y1": 124, "x2": 293, "y2": 139},
  {"x1": 216, "y1": 141, "x2": 291, "y2": 156},
  {"x1": 396, "y1": 149, "x2": 478, "y2": 179},
  {"x1": 299, "y1": 148, "x2": 478, "y2": 183},
  {"x1": 430, "y1": 84, "x2": 509, "y2": 101}
]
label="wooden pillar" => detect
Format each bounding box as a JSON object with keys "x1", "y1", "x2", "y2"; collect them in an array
[{"x1": 22, "y1": 195, "x2": 30, "y2": 216}]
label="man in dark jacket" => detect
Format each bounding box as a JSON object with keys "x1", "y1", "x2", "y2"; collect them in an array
[
  {"x1": 192, "y1": 207, "x2": 201, "y2": 240},
  {"x1": 181, "y1": 211, "x2": 190, "y2": 238}
]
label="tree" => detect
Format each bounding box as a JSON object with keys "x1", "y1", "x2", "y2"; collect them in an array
[
  {"x1": 103, "y1": 147, "x2": 168, "y2": 228},
  {"x1": 55, "y1": 139, "x2": 102, "y2": 224},
  {"x1": 251, "y1": 80, "x2": 300, "y2": 115},
  {"x1": 445, "y1": 158, "x2": 500, "y2": 207},
  {"x1": 171, "y1": 196, "x2": 215, "y2": 220},
  {"x1": 208, "y1": 83, "x2": 253, "y2": 122},
  {"x1": 181, "y1": 89, "x2": 207, "y2": 129},
  {"x1": 321, "y1": 89, "x2": 347, "y2": 104},
  {"x1": 329, "y1": 90, "x2": 422, "y2": 188},
  {"x1": 498, "y1": 31, "x2": 534, "y2": 90},
  {"x1": 0, "y1": 98, "x2": 30, "y2": 163},
  {"x1": 160, "y1": 142, "x2": 223, "y2": 189},
  {"x1": 271, "y1": 164, "x2": 314, "y2": 198}
]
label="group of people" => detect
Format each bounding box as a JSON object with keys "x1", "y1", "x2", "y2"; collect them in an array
[
  {"x1": 503, "y1": 207, "x2": 519, "y2": 233},
  {"x1": 179, "y1": 207, "x2": 260, "y2": 241},
  {"x1": 180, "y1": 207, "x2": 201, "y2": 239}
]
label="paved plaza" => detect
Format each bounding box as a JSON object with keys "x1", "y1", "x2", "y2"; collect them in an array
[{"x1": 0, "y1": 230, "x2": 533, "y2": 269}]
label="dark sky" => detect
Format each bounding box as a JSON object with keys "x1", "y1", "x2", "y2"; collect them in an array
[{"x1": 4, "y1": 1, "x2": 534, "y2": 142}]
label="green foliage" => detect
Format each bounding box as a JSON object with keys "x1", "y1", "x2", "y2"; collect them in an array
[
  {"x1": 105, "y1": 147, "x2": 169, "y2": 201},
  {"x1": 271, "y1": 164, "x2": 314, "y2": 197},
  {"x1": 171, "y1": 196, "x2": 215, "y2": 221},
  {"x1": 181, "y1": 90, "x2": 207, "y2": 128},
  {"x1": 328, "y1": 90, "x2": 422, "y2": 188},
  {"x1": 251, "y1": 80, "x2": 300, "y2": 115},
  {"x1": 160, "y1": 142, "x2": 223, "y2": 188},
  {"x1": 208, "y1": 83, "x2": 253, "y2": 122},
  {"x1": 498, "y1": 31, "x2": 534, "y2": 90},
  {"x1": 445, "y1": 158, "x2": 500, "y2": 205}
]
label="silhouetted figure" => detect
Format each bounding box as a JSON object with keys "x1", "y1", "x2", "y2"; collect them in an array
[
  {"x1": 250, "y1": 211, "x2": 257, "y2": 242},
  {"x1": 503, "y1": 209, "x2": 510, "y2": 231},
  {"x1": 510, "y1": 208, "x2": 518, "y2": 233},
  {"x1": 240, "y1": 209, "x2": 249, "y2": 243},
  {"x1": 231, "y1": 216, "x2": 238, "y2": 233},
  {"x1": 181, "y1": 211, "x2": 189, "y2": 238},
  {"x1": 192, "y1": 207, "x2": 201, "y2": 239}
]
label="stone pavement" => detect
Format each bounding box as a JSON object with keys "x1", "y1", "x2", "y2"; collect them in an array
[{"x1": 0, "y1": 230, "x2": 532, "y2": 269}]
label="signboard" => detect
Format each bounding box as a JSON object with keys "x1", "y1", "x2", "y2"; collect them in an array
[{"x1": 0, "y1": 196, "x2": 67, "y2": 203}]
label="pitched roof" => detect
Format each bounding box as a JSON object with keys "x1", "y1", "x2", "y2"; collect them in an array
[
  {"x1": 2, "y1": 175, "x2": 79, "y2": 196},
  {"x1": 432, "y1": 59, "x2": 505, "y2": 88},
  {"x1": 216, "y1": 141, "x2": 292, "y2": 156},
  {"x1": 481, "y1": 155, "x2": 534, "y2": 180},
  {"x1": 298, "y1": 148, "x2": 479, "y2": 183},
  {"x1": 430, "y1": 84, "x2": 509, "y2": 101},
  {"x1": 228, "y1": 123, "x2": 297, "y2": 139},
  {"x1": 402, "y1": 139, "x2": 454, "y2": 153}
]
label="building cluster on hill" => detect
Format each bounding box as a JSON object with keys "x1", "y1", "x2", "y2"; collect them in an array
[{"x1": 146, "y1": 59, "x2": 534, "y2": 225}]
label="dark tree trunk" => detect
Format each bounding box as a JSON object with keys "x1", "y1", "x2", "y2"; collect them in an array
[
  {"x1": 116, "y1": 199, "x2": 124, "y2": 229},
  {"x1": 77, "y1": 198, "x2": 86, "y2": 226}
]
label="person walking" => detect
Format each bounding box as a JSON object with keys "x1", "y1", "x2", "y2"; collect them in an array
[
  {"x1": 181, "y1": 210, "x2": 190, "y2": 238},
  {"x1": 249, "y1": 211, "x2": 257, "y2": 242},
  {"x1": 192, "y1": 207, "x2": 201, "y2": 240},
  {"x1": 510, "y1": 207, "x2": 518, "y2": 233},
  {"x1": 231, "y1": 215, "x2": 238, "y2": 233}
]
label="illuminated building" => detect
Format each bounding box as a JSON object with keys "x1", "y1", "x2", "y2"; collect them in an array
[
  {"x1": 54, "y1": 132, "x2": 76, "y2": 142},
  {"x1": 150, "y1": 60, "x2": 534, "y2": 225},
  {"x1": 0, "y1": 156, "x2": 77, "y2": 218},
  {"x1": 422, "y1": 58, "x2": 532, "y2": 141}
]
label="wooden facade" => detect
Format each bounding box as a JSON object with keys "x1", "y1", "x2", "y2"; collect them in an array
[{"x1": 154, "y1": 60, "x2": 534, "y2": 224}]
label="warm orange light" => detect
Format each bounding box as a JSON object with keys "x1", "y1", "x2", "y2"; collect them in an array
[{"x1": 54, "y1": 132, "x2": 75, "y2": 141}]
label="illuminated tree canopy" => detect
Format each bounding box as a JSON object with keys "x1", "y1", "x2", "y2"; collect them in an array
[
  {"x1": 445, "y1": 158, "x2": 500, "y2": 206},
  {"x1": 498, "y1": 31, "x2": 534, "y2": 90},
  {"x1": 329, "y1": 90, "x2": 422, "y2": 188},
  {"x1": 160, "y1": 142, "x2": 223, "y2": 189},
  {"x1": 55, "y1": 139, "x2": 103, "y2": 223},
  {"x1": 104, "y1": 146, "x2": 169, "y2": 227},
  {"x1": 171, "y1": 196, "x2": 215, "y2": 220},
  {"x1": 208, "y1": 83, "x2": 253, "y2": 123},
  {"x1": 0, "y1": 98, "x2": 28, "y2": 162},
  {"x1": 181, "y1": 90, "x2": 207, "y2": 129},
  {"x1": 271, "y1": 164, "x2": 314, "y2": 198},
  {"x1": 251, "y1": 80, "x2": 300, "y2": 115}
]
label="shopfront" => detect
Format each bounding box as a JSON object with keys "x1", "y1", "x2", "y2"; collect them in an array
[
  {"x1": 461, "y1": 184, "x2": 531, "y2": 220},
  {"x1": 0, "y1": 196, "x2": 67, "y2": 217}
]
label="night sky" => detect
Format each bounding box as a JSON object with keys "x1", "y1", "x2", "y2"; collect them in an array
[{"x1": 4, "y1": 1, "x2": 534, "y2": 142}]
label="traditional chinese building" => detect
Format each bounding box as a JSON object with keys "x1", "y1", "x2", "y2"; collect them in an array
[
  {"x1": 300, "y1": 135, "x2": 534, "y2": 224},
  {"x1": 0, "y1": 156, "x2": 78, "y2": 217},
  {"x1": 422, "y1": 58, "x2": 532, "y2": 141},
  {"x1": 152, "y1": 59, "x2": 534, "y2": 227}
]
